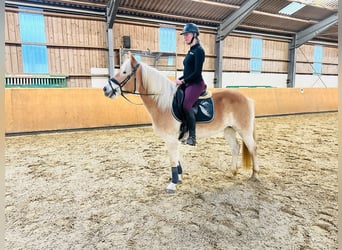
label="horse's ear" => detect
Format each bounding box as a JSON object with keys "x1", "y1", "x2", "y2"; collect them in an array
[
  {"x1": 130, "y1": 53, "x2": 138, "y2": 66},
  {"x1": 124, "y1": 53, "x2": 129, "y2": 60}
]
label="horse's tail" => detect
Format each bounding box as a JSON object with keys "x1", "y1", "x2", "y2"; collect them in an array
[
  {"x1": 241, "y1": 121, "x2": 256, "y2": 170},
  {"x1": 242, "y1": 142, "x2": 252, "y2": 170}
]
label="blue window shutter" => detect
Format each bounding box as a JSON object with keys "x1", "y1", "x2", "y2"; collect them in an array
[
  {"x1": 22, "y1": 45, "x2": 48, "y2": 73},
  {"x1": 312, "y1": 62, "x2": 322, "y2": 75},
  {"x1": 19, "y1": 11, "x2": 46, "y2": 43},
  {"x1": 159, "y1": 27, "x2": 176, "y2": 52},
  {"x1": 313, "y1": 45, "x2": 323, "y2": 75},
  {"x1": 250, "y1": 58, "x2": 262, "y2": 73},
  {"x1": 19, "y1": 8, "x2": 48, "y2": 74},
  {"x1": 168, "y1": 57, "x2": 174, "y2": 66},
  {"x1": 250, "y1": 38, "x2": 262, "y2": 73},
  {"x1": 250, "y1": 38, "x2": 262, "y2": 58},
  {"x1": 313, "y1": 45, "x2": 323, "y2": 62}
]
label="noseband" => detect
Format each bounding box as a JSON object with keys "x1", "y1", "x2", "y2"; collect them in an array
[
  {"x1": 108, "y1": 63, "x2": 159, "y2": 105},
  {"x1": 108, "y1": 63, "x2": 140, "y2": 100}
]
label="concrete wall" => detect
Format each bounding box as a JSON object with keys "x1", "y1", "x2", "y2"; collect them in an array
[{"x1": 5, "y1": 88, "x2": 338, "y2": 134}]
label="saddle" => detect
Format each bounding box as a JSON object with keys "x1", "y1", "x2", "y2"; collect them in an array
[{"x1": 171, "y1": 85, "x2": 214, "y2": 140}]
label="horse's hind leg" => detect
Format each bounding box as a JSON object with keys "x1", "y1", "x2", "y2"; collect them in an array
[
  {"x1": 224, "y1": 127, "x2": 240, "y2": 176},
  {"x1": 241, "y1": 133, "x2": 259, "y2": 180}
]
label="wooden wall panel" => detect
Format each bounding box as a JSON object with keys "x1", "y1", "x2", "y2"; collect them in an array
[
  {"x1": 5, "y1": 45, "x2": 22, "y2": 73},
  {"x1": 322, "y1": 64, "x2": 338, "y2": 75},
  {"x1": 223, "y1": 58, "x2": 250, "y2": 72},
  {"x1": 204, "y1": 57, "x2": 215, "y2": 71},
  {"x1": 263, "y1": 40, "x2": 289, "y2": 60},
  {"x1": 296, "y1": 45, "x2": 314, "y2": 62},
  {"x1": 44, "y1": 14, "x2": 107, "y2": 87},
  {"x1": 297, "y1": 62, "x2": 313, "y2": 74},
  {"x1": 263, "y1": 60, "x2": 287, "y2": 73},
  {"x1": 323, "y1": 46, "x2": 338, "y2": 64},
  {"x1": 113, "y1": 23, "x2": 158, "y2": 51},
  {"x1": 5, "y1": 11, "x2": 20, "y2": 42},
  {"x1": 200, "y1": 33, "x2": 215, "y2": 56},
  {"x1": 48, "y1": 47, "x2": 107, "y2": 75},
  {"x1": 45, "y1": 15, "x2": 106, "y2": 47},
  {"x1": 176, "y1": 31, "x2": 188, "y2": 54},
  {"x1": 224, "y1": 36, "x2": 250, "y2": 58}
]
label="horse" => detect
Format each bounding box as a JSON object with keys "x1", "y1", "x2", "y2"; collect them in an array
[{"x1": 103, "y1": 53, "x2": 259, "y2": 193}]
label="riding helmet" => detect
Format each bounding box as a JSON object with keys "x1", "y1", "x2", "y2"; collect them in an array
[{"x1": 180, "y1": 23, "x2": 200, "y2": 36}]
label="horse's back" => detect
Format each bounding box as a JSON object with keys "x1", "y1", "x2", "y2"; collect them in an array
[
  {"x1": 212, "y1": 88, "x2": 253, "y2": 107},
  {"x1": 210, "y1": 88, "x2": 255, "y2": 129}
]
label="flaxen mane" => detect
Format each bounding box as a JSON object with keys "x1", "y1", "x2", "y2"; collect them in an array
[{"x1": 140, "y1": 62, "x2": 177, "y2": 111}]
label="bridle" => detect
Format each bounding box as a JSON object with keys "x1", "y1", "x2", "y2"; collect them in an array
[{"x1": 107, "y1": 63, "x2": 157, "y2": 105}]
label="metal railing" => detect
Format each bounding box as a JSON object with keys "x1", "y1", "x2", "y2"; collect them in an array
[{"x1": 5, "y1": 74, "x2": 68, "y2": 88}]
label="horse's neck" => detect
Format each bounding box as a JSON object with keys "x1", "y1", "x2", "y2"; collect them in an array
[{"x1": 139, "y1": 66, "x2": 175, "y2": 122}]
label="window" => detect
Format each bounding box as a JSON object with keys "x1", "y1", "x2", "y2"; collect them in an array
[
  {"x1": 313, "y1": 45, "x2": 323, "y2": 75},
  {"x1": 21, "y1": 45, "x2": 48, "y2": 73},
  {"x1": 159, "y1": 27, "x2": 176, "y2": 52},
  {"x1": 159, "y1": 27, "x2": 176, "y2": 66},
  {"x1": 250, "y1": 37, "x2": 262, "y2": 73},
  {"x1": 19, "y1": 8, "x2": 48, "y2": 74}
]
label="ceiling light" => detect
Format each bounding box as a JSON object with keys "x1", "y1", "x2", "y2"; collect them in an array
[{"x1": 279, "y1": 2, "x2": 306, "y2": 15}]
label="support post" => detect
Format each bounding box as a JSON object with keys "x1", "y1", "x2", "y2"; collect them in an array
[
  {"x1": 107, "y1": 28, "x2": 115, "y2": 78},
  {"x1": 106, "y1": 0, "x2": 121, "y2": 78},
  {"x1": 287, "y1": 35, "x2": 297, "y2": 88},
  {"x1": 213, "y1": 0, "x2": 260, "y2": 88},
  {"x1": 214, "y1": 37, "x2": 223, "y2": 88}
]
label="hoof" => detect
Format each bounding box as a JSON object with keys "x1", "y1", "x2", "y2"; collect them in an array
[
  {"x1": 178, "y1": 174, "x2": 182, "y2": 184},
  {"x1": 166, "y1": 182, "x2": 176, "y2": 194},
  {"x1": 166, "y1": 188, "x2": 176, "y2": 194},
  {"x1": 249, "y1": 173, "x2": 260, "y2": 182}
]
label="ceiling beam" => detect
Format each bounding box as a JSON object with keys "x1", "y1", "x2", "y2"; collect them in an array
[
  {"x1": 107, "y1": 0, "x2": 121, "y2": 28},
  {"x1": 294, "y1": 13, "x2": 338, "y2": 48},
  {"x1": 217, "y1": 0, "x2": 262, "y2": 41}
]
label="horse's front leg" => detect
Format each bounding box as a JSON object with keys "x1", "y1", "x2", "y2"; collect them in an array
[{"x1": 164, "y1": 139, "x2": 182, "y2": 193}]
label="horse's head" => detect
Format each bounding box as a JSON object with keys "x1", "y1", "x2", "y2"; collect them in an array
[{"x1": 103, "y1": 53, "x2": 140, "y2": 99}]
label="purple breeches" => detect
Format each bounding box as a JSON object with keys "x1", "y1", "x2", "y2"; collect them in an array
[{"x1": 183, "y1": 80, "x2": 206, "y2": 111}]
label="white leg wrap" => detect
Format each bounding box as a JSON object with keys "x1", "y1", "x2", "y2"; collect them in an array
[{"x1": 166, "y1": 182, "x2": 177, "y2": 194}]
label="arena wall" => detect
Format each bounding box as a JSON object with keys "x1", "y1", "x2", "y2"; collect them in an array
[{"x1": 5, "y1": 88, "x2": 338, "y2": 134}]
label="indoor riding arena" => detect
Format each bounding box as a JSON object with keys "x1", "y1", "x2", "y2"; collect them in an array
[{"x1": 4, "y1": 0, "x2": 338, "y2": 249}]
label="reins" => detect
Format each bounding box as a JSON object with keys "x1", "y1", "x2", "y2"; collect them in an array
[{"x1": 108, "y1": 63, "x2": 159, "y2": 105}]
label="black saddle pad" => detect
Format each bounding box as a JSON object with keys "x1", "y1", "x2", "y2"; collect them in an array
[{"x1": 171, "y1": 86, "x2": 214, "y2": 123}]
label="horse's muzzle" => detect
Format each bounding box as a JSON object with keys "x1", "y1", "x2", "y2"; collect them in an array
[
  {"x1": 103, "y1": 79, "x2": 119, "y2": 98},
  {"x1": 103, "y1": 85, "x2": 112, "y2": 97}
]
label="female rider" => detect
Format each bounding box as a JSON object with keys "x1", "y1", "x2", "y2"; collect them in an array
[{"x1": 174, "y1": 23, "x2": 206, "y2": 146}]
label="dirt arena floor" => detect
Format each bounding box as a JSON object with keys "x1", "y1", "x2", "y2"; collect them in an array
[{"x1": 5, "y1": 112, "x2": 337, "y2": 249}]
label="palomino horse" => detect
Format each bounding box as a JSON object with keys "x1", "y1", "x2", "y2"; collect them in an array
[{"x1": 103, "y1": 54, "x2": 259, "y2": 193}]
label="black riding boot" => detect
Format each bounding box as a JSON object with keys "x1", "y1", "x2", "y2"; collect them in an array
[{"x1": 183, "y1": 109, "x2": 196, "y2": 146}]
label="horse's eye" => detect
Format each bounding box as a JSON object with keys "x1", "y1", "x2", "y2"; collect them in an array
[{"x1": 123, "y1": 71, "x2": 127, "y2": 74}]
